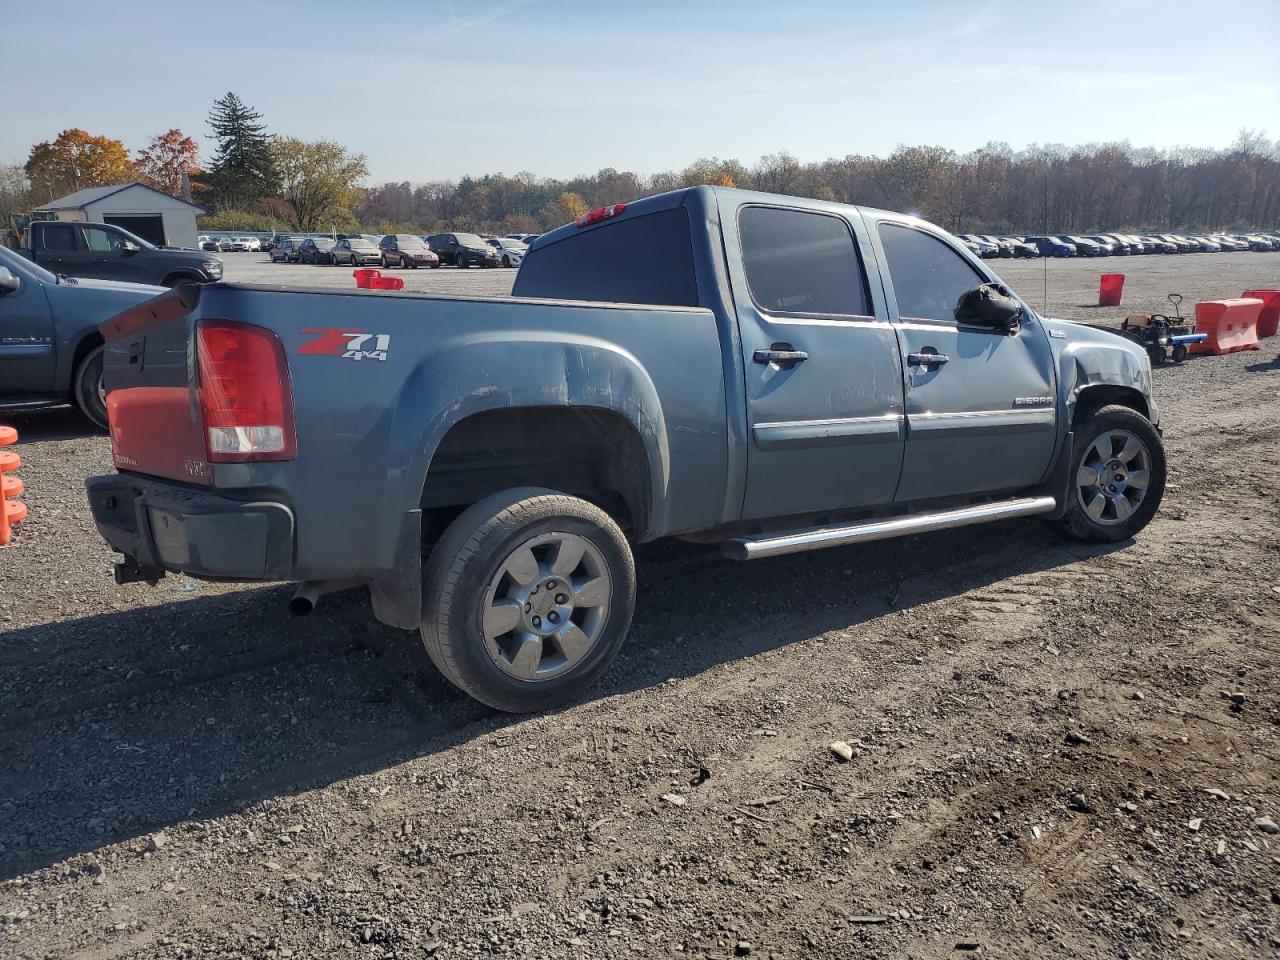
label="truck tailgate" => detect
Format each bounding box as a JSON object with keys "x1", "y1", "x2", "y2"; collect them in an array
[{"x1": 99, "y1": 286, "x2": 211, "y2": 485}]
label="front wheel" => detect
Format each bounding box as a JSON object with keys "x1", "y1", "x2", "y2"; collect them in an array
[
  {"x1": 74, "y1": 345, "x2": 108, "y2": 430},
  {"x1": 421, "y1": 488, "x2": 636, "y2": 713},
  {"x1": 1050, "y1": 405, "x2": 1166, "y2": 543}
]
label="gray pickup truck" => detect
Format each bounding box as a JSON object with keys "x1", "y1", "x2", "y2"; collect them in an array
[
  {"x1": 87, "y1": 187, "x2": 1165, "y2": 712},
  {"x1": 20, "y1": 220, "x2": 223, "y2": 288}
]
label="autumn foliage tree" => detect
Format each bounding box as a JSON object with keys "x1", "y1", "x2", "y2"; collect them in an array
[
  {"x1": 136, "y1": 129, "x2": 202, "y2": 198},
  {"x1": 271, "y1": 137, "x2": 368, "y2": 231},
  {"x1": 540, "y1": 191, "x2": 589, "y2": 228},
  {"x1": 24, "y1": 129, "x2": 136, "y2": 201}
]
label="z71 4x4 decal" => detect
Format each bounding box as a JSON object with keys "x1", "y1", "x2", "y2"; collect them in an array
[{"x1": 298, "y1": 328, "x2": 391, "y2": 361}]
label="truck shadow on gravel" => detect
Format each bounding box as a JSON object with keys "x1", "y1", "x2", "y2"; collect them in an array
[
  {"x1": 0, "y1": 522, "x2": 1124, "y2": 878},
  {"x1": 0, "y1": 406, "x2": 102, "y2": 443}
]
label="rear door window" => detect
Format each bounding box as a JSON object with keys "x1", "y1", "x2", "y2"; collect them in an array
[
  {"x1": 41, "y1": 224, "x2": 79, "y2": 252},
  {"x1": 877, "y1": 223, "x2": 985, "y2": 323},
  {"x1": 738, "y1": 206, "x2": 871, "y2": 318},
  {"x1": 513, "y1": 207, "x2": 699, "y2": 307}
]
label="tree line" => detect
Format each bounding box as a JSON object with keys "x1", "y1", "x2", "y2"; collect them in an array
[{"x1": 3, "y1": 93, "x2": 1277, "y2": 237}]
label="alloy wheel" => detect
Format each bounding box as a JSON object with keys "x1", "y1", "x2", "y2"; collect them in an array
[
  {"x1": 481, "y1": 532, "x2": 613, "y2": 681},
  {"x1": 1075, "y1": 429, "x2": 1152, "y2": 525}
]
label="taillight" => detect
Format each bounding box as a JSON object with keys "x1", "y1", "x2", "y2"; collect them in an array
[
  {"x1": 575, "y1": 202, "x2": 627, "y2": 228},
  {"x1": 196, "y1": 319, "x2": 296, "y2": 462}
]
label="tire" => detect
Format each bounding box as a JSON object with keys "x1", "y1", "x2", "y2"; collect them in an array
[
  {"x1": 1147, "y1": 344, "x2": 1167, "y2": 367},
  {"x1": 1171, "y1": 343, "x2": 1188, "y2": 363},
  {"x1": 421, "y1": 488, "x2": 637, "y2": 713},
  {"x1": 1050, "y1": 405, "x2": 1166, "y2": 544},
  {"x1": 74, "y1": 345, "x2": 108, "y2": 430},
  {"x1": 502, "y1": 255, "x2": 511, "y2": 268}
]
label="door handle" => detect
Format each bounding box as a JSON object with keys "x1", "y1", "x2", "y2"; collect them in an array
[
  {"x1": 907, "y1": 351, "x2": 950, "y2": 367},
  {"x1": 753, "y1": 346, "x2": 809, "y2": 367}
]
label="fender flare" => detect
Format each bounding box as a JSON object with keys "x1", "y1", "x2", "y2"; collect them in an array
[{"x1": 390, "y1": 332, "x2": 672, "y2": 539}]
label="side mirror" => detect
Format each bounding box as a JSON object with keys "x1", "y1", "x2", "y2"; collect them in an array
[
  {"x1": 955, "y1": 283, "x2": 1023, "y2": 331},
  {"x1": 0, "y1": 266, "x2": 19, "y2": 294},
  {"x1": 120, "y1": 240, "x2": 139, "y2": 253}
]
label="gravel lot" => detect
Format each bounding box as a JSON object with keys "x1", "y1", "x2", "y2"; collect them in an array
[{"x1": 1, "y1": 253, "x2": 1278, "y2": 959}]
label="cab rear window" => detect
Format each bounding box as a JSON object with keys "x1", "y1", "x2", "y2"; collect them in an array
[{"x1": 513, "y1": 207, "x2": 698, "y2": 307}]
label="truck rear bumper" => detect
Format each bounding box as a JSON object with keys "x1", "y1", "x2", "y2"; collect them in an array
[{"x1": 85, "y1": 474, "x2": 294, "y2": 581}]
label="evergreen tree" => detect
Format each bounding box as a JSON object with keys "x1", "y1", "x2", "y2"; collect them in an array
[{"x1": 203, "y1": 92, "x2": 278, "y2": 210}]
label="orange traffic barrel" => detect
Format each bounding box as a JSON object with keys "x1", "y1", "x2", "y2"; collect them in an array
[
  {"x1": 0, "y1": 426, "x2": 21, "y2": 546},
  {"x1": 1190, "y1": 299, "x2": 1263, "y2": 355},
  {"x1": 1241, "y1": 289, "x2": 1280, "y2": 338},
  {"x1": 353, "y1": 268, "x2": 381, "y2": 289},
  {"x1": 1098, "y1": 274, "x2": 1125, "y2": 307}
]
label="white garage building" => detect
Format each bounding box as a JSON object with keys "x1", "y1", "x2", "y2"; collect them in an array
[{"x1": 32, "y1": 183, "x2": 208, "y2": 249}]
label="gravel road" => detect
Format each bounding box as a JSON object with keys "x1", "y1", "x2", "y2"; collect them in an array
[{"x1": 1, "y1": 254, "x2": 1278, "y2": 959}]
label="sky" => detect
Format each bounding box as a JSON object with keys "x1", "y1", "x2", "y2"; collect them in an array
[{"x1": 4, "y1": 0, "x2": 1278, "y2": 184}]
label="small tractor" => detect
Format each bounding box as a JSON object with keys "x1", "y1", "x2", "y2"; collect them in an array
[{"x1": 1120, "y1": 293, "x2": 1207, "y2": 365}]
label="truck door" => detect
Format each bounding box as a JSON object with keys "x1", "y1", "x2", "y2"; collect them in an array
[
  {"x1": 0, "y1": 262, "x2": 56, "y2": 398},
  {"x1": 32, "y1": 222, "x2": 79, "y2": 275},
  {"x1": 869, "y1": 218, "x2": 1058, "y2": 503},
  {"x1": 723, "y1": 200, "x2": 906, "y2": 521},
  {"x1": 78, "y1": 224, "x2": 144, "y2": 283}
]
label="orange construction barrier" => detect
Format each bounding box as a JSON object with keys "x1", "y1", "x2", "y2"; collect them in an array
[
  {"x1": 1241, "y1": 289, "x2": 1280, "y2": 338},
  {"x1": 1098, "y1": 273, "x2": 1125, "y2": 307},
  {"x1": 353, "y1": 268, "x2": 381, "y2": 289},
  {"x1": 1189, "y1": 299, "x2": 1263, "y2": 355},
  {"x1": 0, "y1": 426, "x2": 24, "y2": 547}
]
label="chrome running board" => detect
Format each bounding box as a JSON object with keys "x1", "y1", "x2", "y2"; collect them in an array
[{"x1": 724, "y1": 496, "x2": 1057, "y2": 561}]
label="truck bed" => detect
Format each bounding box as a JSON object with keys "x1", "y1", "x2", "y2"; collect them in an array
[{"x1": 97, "y1": 282, "x2": 731, "y2": 581}]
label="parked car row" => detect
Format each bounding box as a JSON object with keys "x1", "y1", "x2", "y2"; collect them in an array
[
  {"x1": 265, "y1": 233, "x2": 532, "y2": 269},
  {"x1": 198, "y1": 235, "x2": 264, "y2": 253},
  {"x1": 959, "y1": 231, "x2": 1280, "y2": 259}
]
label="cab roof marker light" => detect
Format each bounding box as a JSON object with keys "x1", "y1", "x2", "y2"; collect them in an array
[{"x1": 575, "y1": 203, "x2": 627, "y2": 228}]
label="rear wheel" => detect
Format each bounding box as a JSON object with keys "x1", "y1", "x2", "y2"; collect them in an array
[
  {"x1": 1171, "y1": 343, "x2": 1188, "y2": 363},
  {"x1": 74, "y1": 346, "x2": 108, "y2": 430},
  {"x1": 421, "y1": 488, "x2": 636, "y2": 713},
  {"x1": 1051, "y1": 405, "x2": 1165, "y2": 543}
]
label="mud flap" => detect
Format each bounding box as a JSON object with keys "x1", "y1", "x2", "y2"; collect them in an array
[
  {"x1": 1040, "y1": 430, "x2": 1074, "y2": 520},
  {"x1": 369, "y1": 508, "x2": 422, "y2": 630}
]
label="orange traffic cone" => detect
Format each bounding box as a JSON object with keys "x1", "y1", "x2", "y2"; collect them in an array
[{"x1": 0, "y1": 426, "x2": 26, "y2": 546}]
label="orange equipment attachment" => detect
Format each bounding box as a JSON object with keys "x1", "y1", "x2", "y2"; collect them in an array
[{"x1": 1189, "y1": 299, "x2": 1263, "y2": 356}]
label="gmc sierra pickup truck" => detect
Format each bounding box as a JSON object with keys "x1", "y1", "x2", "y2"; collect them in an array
[
  {"x1": 0, "y1": 245, "x2": 164, "y2": 428},
  {"x1": 87, "y1": 187, "x2": 1165, "y2": 712},
  {"x1": 20, "y1": 220, "x2": 223, "y2": 287}
]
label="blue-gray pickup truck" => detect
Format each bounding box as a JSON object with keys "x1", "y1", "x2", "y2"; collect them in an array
[{"x1": 86, "y1": 187, "x2": 1165, "y2": 712}]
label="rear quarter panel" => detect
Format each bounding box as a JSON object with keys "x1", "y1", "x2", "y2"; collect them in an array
[{"x1": 194, "y1": 285, "x2": 728, "y2": 577}]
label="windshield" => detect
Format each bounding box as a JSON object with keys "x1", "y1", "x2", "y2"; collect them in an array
[
  {"x1": 498, "y1": 238, "x2": 527, "y2": 249},
  {"x1": 350, "y1": 239, "x2": 375, "y2": 250},
  {"x1": 314, "y1": 239, "x2": 335, "y2": 249},
  {"x1": 397, "y1": 237, "x2": 427, "y2": 249},
  {"x1": 454, "y1": 233, "x2": 485, "y2": 246}
]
